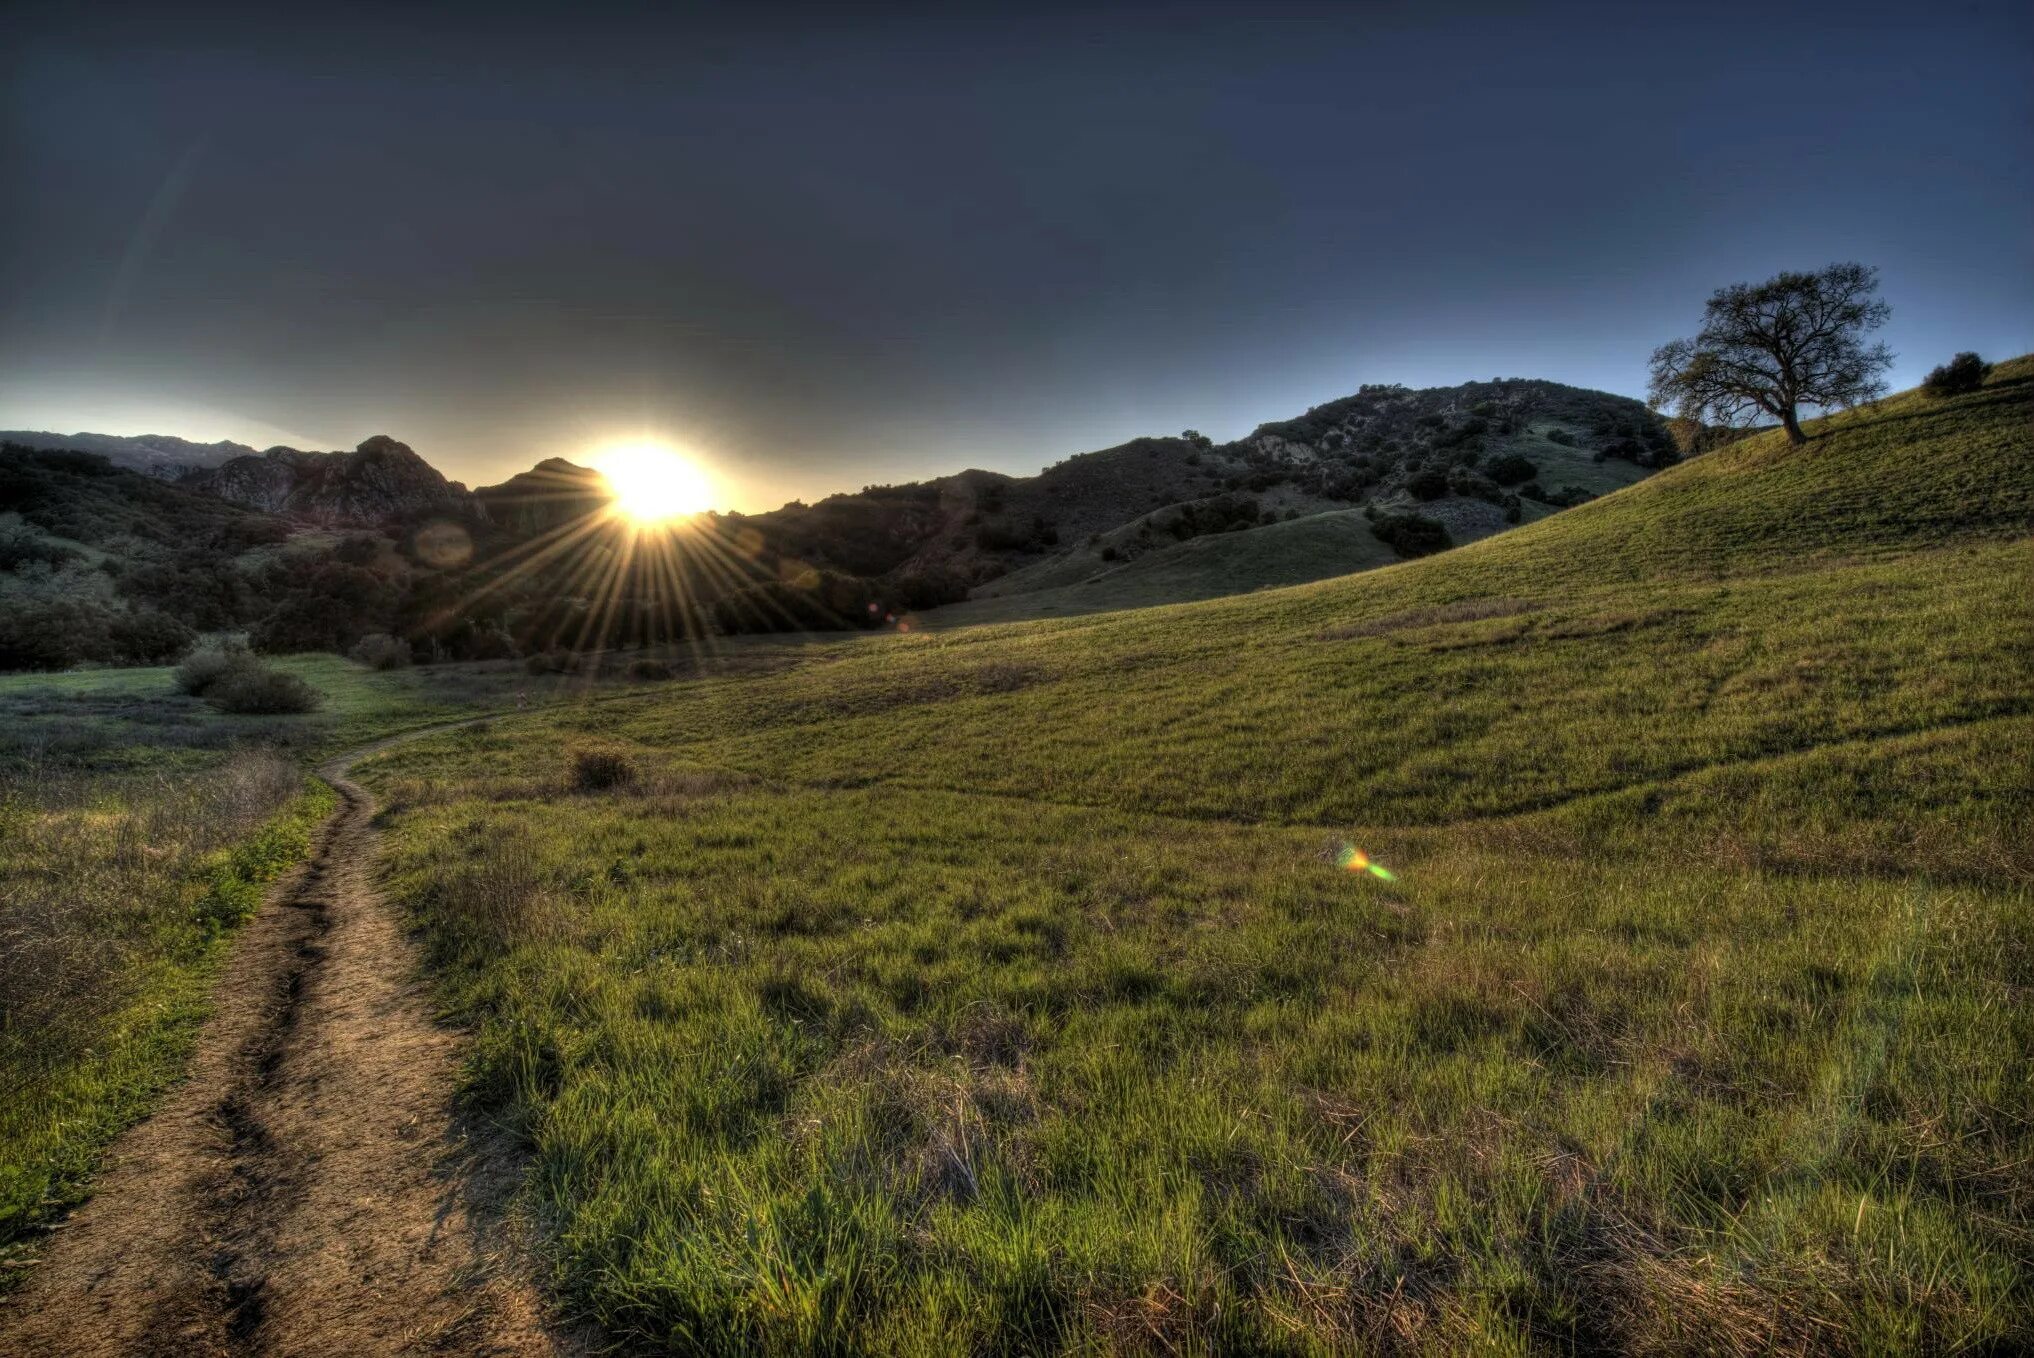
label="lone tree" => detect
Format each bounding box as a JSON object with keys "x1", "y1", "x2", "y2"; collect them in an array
[{"x1": 1648, "y1": 262, "x2": 1893, "y2": 446}]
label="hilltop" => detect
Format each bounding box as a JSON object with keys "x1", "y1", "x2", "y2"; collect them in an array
[
  {"x1": 742, "y1": 375, "x2": 1674, "y2": 605},
  {"x1": 340, "y1": 360, "x2": 2032, "y2": 1351}
]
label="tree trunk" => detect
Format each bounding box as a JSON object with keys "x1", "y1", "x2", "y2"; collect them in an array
[{"x1": 1780, "y1": 407, "x2": 1806, "y2": 445}]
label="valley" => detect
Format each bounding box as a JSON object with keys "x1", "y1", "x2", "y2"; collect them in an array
[{"x1": 6, "y1": 364, "x2": 2016, "y2": 1351}]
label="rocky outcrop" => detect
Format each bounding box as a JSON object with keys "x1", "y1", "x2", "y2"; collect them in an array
[
  {"x1": 188, "y1": 435, "x2": 475, "y2": 526},
  {"x1": 472, "y1": 458, "x2": 609, "y2": 537}
]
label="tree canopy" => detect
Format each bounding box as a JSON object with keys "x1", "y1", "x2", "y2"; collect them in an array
[{"x1": 1649, "y1": 263, "x2": 1892, "y2": 446}]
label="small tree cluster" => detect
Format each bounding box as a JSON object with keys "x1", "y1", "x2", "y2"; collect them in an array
[
  {"x1": 1922, "y1": 352, "x2": 1990, "y2": 397},
  {"x1": 1369, "y1": 512, "x2": 1452, "y2": 559}
]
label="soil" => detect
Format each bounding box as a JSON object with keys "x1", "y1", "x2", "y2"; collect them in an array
[{"x1": 0, "y1": 728, "x2": 579, "y2": 1356}]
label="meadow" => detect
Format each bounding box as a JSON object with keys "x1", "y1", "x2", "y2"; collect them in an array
[
  {"x1": 0, "y1": 646, "x2": 819, "y2": 1270},
  {"x1": 354, "y1": 365, "x2": 2034, "y2": 1351}
]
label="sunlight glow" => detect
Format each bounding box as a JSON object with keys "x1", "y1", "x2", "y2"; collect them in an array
[{"x1": 590, "y1": 440, "x2": 716, "y2": 523}]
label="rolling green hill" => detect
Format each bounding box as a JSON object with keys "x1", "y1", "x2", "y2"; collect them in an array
[
  {"x1": 921, "y1": 507, "x2": 1411, "y2": 625},
  {"x1": 359, "y1": 363, "x2": 2032, "y2": 1353}
]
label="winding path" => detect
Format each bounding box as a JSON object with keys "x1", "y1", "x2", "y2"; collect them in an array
[{"x1": 0, "y1": 726, "x2": 574, "y2": 1357}]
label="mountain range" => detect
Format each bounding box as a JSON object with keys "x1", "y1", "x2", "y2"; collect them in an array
[{"x1": 1, "y1": 374, "x2": 1684, "y2": 668}]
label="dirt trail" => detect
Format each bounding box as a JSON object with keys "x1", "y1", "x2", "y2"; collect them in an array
[{"x1": 0, "y1": 726, "x2": 576, "y2": 1357}]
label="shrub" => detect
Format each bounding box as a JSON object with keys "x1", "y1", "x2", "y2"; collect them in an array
[
  {"x1": 1487, "y1": 454, "x2": 1538, "y2": 486},
  {"x1": 349, "y1": 632, "x2": 412, "y2": 670},
  {"x1": 573, "y1": 749, "x2": 637, "y2": 791},
  {"x1": 627, "y1": 658, "x2": 675, "y2": 681},
  {"x1": 975, "y1": 522, "x2": 1032, "y2": 552},
  {"x1": 105, "y1": 607, "x2": 196, "y2": 665},
  {"x1": 1406, "y1": 468, "x2": 1450, "y2": 501},
  {"x1": 1922, "y1": 352, "x2": 1990, "y2": 397},
  {"x1": 1369, "y1": 513, "x2": 1453, "y2": 559},
  {"x1": 175, "y1": 646, "x2": 256, "y2": 695},
  {"x1": 1545, "y1": 428, "x2": 1576, "y2": 447},
  {"x1": 204, "y1": 664, "x2": 322, "y2": 714}
]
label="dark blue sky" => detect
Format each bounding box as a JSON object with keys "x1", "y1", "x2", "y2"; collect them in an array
[{"x1": 3, "y1": 2, "x2": 2028, "y2": 509}]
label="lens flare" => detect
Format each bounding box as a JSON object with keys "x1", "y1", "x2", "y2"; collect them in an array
[{"x1": 1337, "y1": 844, "x2": 1397, "y2": 880}]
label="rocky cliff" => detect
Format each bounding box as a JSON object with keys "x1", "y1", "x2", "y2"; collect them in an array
[{"x1": 188, "y1": 435, "x2": 474, "y2": 526}]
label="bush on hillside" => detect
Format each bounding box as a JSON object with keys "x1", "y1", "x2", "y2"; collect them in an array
[
  {"x1": 0, "y1": 597, "x2": 111, "y2": 671},
  {"x1": 1922, "y1": 352, "x2": 1990, "y2": 398},
  {"x1": 1369, "y1": 512, "x2": 1453, "y2": 559},
  {"x1": 108, "y1": 608, "x2": 197, "y2": 665},
  {"x1": 1486, "y1": 454, "x2": 1538, "y2": 486},
  {"x1": 1522, "y1": 483, "x2": 1598, "y2": 509},
  {"x1": 247, "y1": 559, "x2": 401, "y2": 655},
  {"x1": 203, "y1": 663, "x2": 322, "y2": 714},
  {"x1": 0, "y1": 521, "x2": 81, "y2": 571},
  {"x1": 1406, "y1": 468, "x2": 1451, "y2": 501},
  {"x1": 350, "y1": 632, "x2": 413, "y2": 670},
  {"x1": 626, "y1": 658, "x2": 674, "y2": 681},
  {"x1": 0, "y1": 590, "x2": 196, "y2": 672},
  {"x1": 573, "y1": 749, "x2": 637, "y2": 791}
]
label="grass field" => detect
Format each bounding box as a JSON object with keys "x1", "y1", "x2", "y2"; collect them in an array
[
  {"x1": 0, "y1": 754, "x2": 332, "y2": 1265},
  {"x1": 935, "y1": 496, "x2": 1555, "y2": 629},
  {"x1": 355, "y1": 365, "x2": 2034, "y2": 1351},
  {"x1": 0, "y1": 630, "x2": 873, "y2": 1276}
]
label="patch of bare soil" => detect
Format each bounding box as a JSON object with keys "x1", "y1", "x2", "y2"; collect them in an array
[{"x1": 0, "y1": 730, "x2": 579, "y2": 1356}]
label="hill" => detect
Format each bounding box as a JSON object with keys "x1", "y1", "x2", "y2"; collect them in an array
[
  {"x1": 353, "y1": 363, "x2": 2033, "y2": 1351},
  {"x1": 1, "y1": 374, "x2": 1678, "y2": 667},
  {"x1": 185, "y1": 435, "x2": 472, "y2": 524},
  {"x1": 740, "y1": 376, "x2": 1673, "y2": 605},
  {"x1": 0, "y1": 446, "x2": 310, "y2": 669},
  {"x1": 0, "y1": 431, "x2": 256, "y2": 479}
]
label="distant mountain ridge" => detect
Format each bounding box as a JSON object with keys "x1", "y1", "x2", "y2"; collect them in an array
[
  {"x1": 0, "y1": 431, "x2": 257, "y2": 479},
  {"x1": 2, "y1": 371, "x2": 1687, "y2": 663}
]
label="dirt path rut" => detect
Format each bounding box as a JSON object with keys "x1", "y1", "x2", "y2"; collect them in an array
[{"x1": 0, "y1": 727, "x2": 573, "y2": 1357}]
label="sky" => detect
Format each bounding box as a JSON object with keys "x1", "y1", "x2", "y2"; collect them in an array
[{"x1": 3, "y1": 1, "x2": 2028, "y2": 511}]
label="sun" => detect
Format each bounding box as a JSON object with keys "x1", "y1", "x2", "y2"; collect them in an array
[{"x1": 589, "y1": 440, "x2": 715, "y2": 524}]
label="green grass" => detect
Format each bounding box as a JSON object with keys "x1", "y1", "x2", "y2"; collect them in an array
[
  {"x1": 925, "y1": 509, "x2": 1408, "y2": 627},
  {"x1": 0, "y1": 653, "x2": 641, "y2": 1279},
  {"x1": 0, "y1": 654, "x2": 605, "y2": 770},
  {"x1": 356, "y1": 363, "x2": 2034, "y2": 1351},
  {"x1": 0, "y1": 761, "x2": 336, "y2": 1271},
  {"x1": 0, "y1": 631, "x2": 873, "y2": 1278},
  {"x1": 1511, "y1": 426, "x2": 1656, "y2": 498}
]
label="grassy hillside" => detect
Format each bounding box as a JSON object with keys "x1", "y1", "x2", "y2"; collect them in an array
[
  {"x1": 360, "y1": 365, "x2": 2031, "y2": 1353},
  {"x1": 923, "y1": 508, "x2": 1407, "y2": 625}
]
